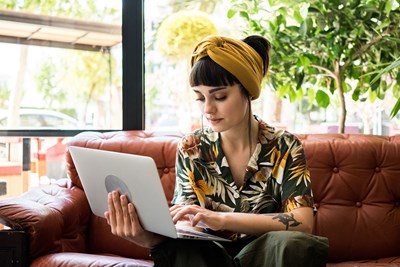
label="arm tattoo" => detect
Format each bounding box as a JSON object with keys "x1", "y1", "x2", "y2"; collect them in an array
[{"x1": 268, "y1": 213, "x2": 302, "y2": 230}]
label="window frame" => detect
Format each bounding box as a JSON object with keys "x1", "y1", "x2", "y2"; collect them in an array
[{"x1": 0, "y1": 0, "x2": 144, "y2": 138}]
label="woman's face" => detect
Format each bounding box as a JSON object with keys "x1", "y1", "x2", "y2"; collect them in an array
[{"x1": 193, "y1": 83, "x2": 249, "y2": 133}]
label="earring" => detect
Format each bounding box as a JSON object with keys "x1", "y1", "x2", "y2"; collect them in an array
[{"x1": 201, "y1": 114, "x2": 204, "y2": 134}]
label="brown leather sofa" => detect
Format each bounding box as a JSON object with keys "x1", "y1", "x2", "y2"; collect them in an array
[{"x1": 1, "y1": 131, "x2": 400, "y2": 266}]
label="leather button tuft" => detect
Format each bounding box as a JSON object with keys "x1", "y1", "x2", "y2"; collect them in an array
[
  {"x1": 163, "y1": 168, "x2": 169, "y2": 174},
  {"x1": 375, "y1": 167, "x2": 381, "y2": 172},
  {"x1": 356, "y1": 202, "x2": 362, "y2": 207},
  {"x1": 333, "y1": 167, "x2": 339, "y2": 173}
]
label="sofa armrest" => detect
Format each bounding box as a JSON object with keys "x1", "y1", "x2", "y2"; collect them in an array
[{"x1": 0, "y1": 178, "x2": 91, "y2": 260}]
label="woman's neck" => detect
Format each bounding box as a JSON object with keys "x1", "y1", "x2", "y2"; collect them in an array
[
  {"x1": 219, "y1": 115, "x2": 259, "y2": 187},
  {"x1": 220, "y1": 115, "x2": 259, "y2": 151}
]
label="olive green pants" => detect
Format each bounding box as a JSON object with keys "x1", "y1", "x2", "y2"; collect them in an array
[{"x1": 150, "y1": 231, "x2": 329, "y2": 267}]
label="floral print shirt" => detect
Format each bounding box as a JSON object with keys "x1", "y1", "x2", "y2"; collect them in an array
[{"x1": 172, "y1": 116, "x2": 313, "y2": 219}]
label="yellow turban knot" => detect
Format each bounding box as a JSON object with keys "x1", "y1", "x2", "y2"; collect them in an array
[{"x1": 191, "y1": 35, "x2": 264, "y2": 99}]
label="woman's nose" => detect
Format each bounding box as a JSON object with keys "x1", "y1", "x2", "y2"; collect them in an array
[{"x1": 203, "y1": 99, "x2": 215, "y2": 114}]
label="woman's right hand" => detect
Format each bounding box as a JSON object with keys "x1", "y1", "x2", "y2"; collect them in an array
[{"x1": 104, "y1": 190, "x2": 165, "y2": 248}]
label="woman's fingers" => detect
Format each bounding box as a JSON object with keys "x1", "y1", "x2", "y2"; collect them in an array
[
  {"x1": 107, "y1": 191, "x2": 117, "y2": 226},
  {"x1": 105, "y1": 190, "x2": 156, "y2": 246},
  {"x1": 120, "y1": 194, "x2": 133, "y2": 234},
  {"x1": 106, "y1": 191, "x2": 144, "y2": 236},
  {"x1": 106, "y1": 191, "x2": 128, "y2": 231},
  {"x1": 112, "y1": 191, "x2": 125, "y2": 225},
  {"x1": 170, "y1": 205, "x2": 218, "y2": 229},
  {"x1": 171, "y1": 205, "x2": 201, "y2": 223}
]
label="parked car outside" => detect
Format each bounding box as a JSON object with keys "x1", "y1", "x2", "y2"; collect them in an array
[{"x1": 0, "y1": 108, "x2": 79, "y2": 129}]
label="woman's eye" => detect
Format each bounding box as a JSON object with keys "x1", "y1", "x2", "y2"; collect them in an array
[
  {"x1": 195, "y1": 98, "x2": 205, "y2": 102},
  {"x1": 215, "y1": 96, "x2": 227, "y2": 101}
]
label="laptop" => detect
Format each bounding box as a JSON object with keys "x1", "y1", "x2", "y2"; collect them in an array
[{"x1": 68, "y1": 146, "x2": 231, "y2": 242}]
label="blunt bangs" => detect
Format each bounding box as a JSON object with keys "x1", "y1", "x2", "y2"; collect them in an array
[{"x1": 189, "y1": 57, "x2": 239, "y2": 87}]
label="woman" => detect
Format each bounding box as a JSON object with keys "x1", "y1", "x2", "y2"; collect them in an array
[{"x1": 105, "y1": 35, "x2": 329, "y2": 266}]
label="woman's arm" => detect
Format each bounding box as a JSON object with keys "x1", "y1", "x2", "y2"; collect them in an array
[
  {"x1": 171, "y1": 204, "x2": 313, "y2": 236},
  {"x1": 221, "y1": 207, "x2": 313, "y2": 234},
  {"x1": 104, "y1": 191, "x2": 168, "y2": 248}
]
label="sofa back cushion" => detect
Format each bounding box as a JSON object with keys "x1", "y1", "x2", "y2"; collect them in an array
[
  {"x1": 67, "y1": 131, "x2": 400, "y2": 262},
  {"x1": 66, "y1": 130, "x2": 182, "y2": 259},
  {"x1": 298, "y1": 134, "x2": 400, "y2": 262}
]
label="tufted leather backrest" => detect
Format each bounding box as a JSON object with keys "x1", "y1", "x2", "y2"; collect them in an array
[
  {"x1": 66, "y1": 131, "x2": 400, "y2": 262},
  {"x1": 297, "y1": 134, "x2": 400, "y2": 262}
]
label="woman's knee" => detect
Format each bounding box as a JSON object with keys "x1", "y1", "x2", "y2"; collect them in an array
[
  {"x1": 264, "y1": 231, "x2": 328, "y2": 253},
  {"x1": 235, "y1": 231, "x2": 328, "y2": 267},
  {"x1": 268, "y1": 231, "x2": 329, "y2": 266}
]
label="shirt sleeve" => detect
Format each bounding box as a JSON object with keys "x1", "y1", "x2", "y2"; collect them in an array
[{"x1": 280, "y1": 133, "x2": 314, "y2": 213}]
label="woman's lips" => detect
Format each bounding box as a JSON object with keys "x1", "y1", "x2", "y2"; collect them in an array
[{"x1": 207, "y1": 118, "x2": 223, "y2": 125}]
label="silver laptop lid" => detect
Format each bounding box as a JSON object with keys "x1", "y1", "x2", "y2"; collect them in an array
[{"x1": 69, "y1": 146, "x2": 178, "y2": 239}]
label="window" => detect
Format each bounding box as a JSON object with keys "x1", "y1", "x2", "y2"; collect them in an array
[
  {"x1": 0, "y1": 2, "x2": 123, "y2": 133},
  {"x1": 0, "y1": 0, "x2": 133, "y2": 199},
  {"x1": 143, "y1": 0, "x2": 400, "y2": 136}
]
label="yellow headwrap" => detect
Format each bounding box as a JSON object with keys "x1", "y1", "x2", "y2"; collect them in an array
[{"x1": 191, "y1": 35, "x2": 264, "y2": 99}]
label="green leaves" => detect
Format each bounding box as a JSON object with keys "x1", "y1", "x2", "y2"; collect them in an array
[
  {"x1": 390, "y1": 97, "x2": 400, "y2": 118},
  {"x1": 227, "y1": 9, "x2": 237, "y2": 19},
  {"x1": 316, "y1": 90, "x2": 330, "y2": 108},
  {"x1": 385, "y1": 0, "x2": 400, "y2": 14},
  {"x1": 228, "y1": 0, "x2": 400, "y2": 125},
  {"x1": 370, "y1": 57, "x2": 400, "y2": 85}
]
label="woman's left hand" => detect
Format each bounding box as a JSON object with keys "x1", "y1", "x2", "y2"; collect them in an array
[
  {"x1": 104, "y1": 190, "x2": 166, "y2": 248},
  {"x1": 170, "y1": 204, "x2": 225, "y2": 231}
]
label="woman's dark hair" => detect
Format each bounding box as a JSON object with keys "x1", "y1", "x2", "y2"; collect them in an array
[
  {"x1": 189, "y1": 35, "x2": 271, "y2": 88},
  {"x1": 242, "y1": 35, "x2": 271, "y2": 76},
  {"x1": 189, "y1": 57, "x2": 239, "y2": 88}
]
